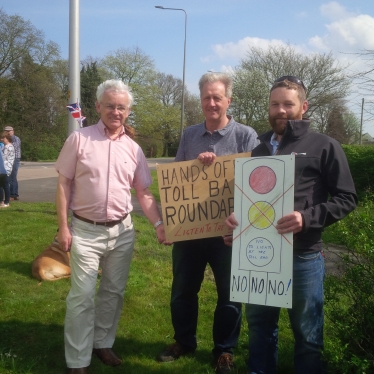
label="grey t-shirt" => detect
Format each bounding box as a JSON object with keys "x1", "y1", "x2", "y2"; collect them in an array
[{"x1": 175, "y1": 116, "x2": 259, "y2": 161}]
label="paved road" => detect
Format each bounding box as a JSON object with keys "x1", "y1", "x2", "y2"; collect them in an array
[
  {"x1": 15, "y1": 159, "x2": 346, "y2": 274},
  {"x1": 17, "y1": 158, "x2": 173, "y2": 211}
]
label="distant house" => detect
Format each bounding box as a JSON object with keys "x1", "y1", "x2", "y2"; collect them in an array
[{"x1": 362, "y1": 133, "x2": 374, "y2": 144}]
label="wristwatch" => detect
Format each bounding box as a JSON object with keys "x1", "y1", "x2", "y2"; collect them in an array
[{"x1": 154, "y1": 220, "x2": 163, "y2": 229}]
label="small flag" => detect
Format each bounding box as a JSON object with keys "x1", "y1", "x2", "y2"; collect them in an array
[{"x1": 67, "y1": 102, "x2": 86, "y2": 127}]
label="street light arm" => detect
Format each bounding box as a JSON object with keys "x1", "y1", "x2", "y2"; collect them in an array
[{"x1": 155, "y1": 6, "x2": 186, "y2": 13}]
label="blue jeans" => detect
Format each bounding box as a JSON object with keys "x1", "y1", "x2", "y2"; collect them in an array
[
  {"x1": 246, "y1": 251, "x2": 325, "y2": 374},
  {"x1": 171, "y1": 237, "x2": 242, "y2": 357},
  {"x1": 0, "y1": 174, "x2": 10, "y2": 204},
  {"x1": 10, "y1": 158, "x2": 20, "y2": 197}
]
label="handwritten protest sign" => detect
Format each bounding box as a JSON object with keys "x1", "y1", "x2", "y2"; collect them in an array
[
  {"x1": 230, "y1": 155, "x2": 295, "y2": 308},
  {"x1": 156, "y1": 153, "x2": 251, "y2": 242}
]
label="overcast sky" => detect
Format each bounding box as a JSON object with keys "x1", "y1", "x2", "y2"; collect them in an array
[{"x1": 2, "y1": 0, "x2": 374, "y2": 135}]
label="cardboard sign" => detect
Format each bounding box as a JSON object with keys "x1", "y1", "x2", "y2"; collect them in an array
[
  {"x1": 156, "y1": 153, "x2": 251, "y2": 242},
  {"x1": 230, "y1": 155, "x2": 295, "y2": 308}
]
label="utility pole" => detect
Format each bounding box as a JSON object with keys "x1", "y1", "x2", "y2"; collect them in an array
[{"x1": 360, "y1": 98, "x2": 364, "y2": 145}]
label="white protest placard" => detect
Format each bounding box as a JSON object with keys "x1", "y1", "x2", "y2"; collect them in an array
[
  {"x1": 156, "y1": 153, "x2": 251, "y2": 242},
  {"x1": 230, "y1": 155, "x2": 295, "y2": 308}
]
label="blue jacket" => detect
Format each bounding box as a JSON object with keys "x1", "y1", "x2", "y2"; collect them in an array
[{"x1": 0, "y1": 148, "x2": 7, "y2": 175}]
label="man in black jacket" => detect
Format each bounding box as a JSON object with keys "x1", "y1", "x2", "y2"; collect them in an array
[{"x1": 226, "y1": 76, "x2": 357, "y2": 374}]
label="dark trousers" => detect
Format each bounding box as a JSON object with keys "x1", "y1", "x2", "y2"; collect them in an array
[
  {"x1": 10, "y1": 157, "x2": 20, "y2": 197},
  {"x1": 171, "y1": 237, "x2": 242, "y2": 357},
  {"x1": 0, "y1": 174, "x2": 10, "y2": 204}
]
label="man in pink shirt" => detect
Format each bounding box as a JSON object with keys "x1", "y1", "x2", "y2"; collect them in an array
[{"x1": 55, "y1": 79, "x2": 167, "y2": 374}]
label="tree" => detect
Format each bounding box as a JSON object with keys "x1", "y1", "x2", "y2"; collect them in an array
[
  {"x1": 351, "y1": 50, "x2": 374, "y2": 129},
  {"x1": 155, "y1": 72, "x2": 183, "y2": 107},
  {"x1": 51, "y1": 59, "x2": 69, "y2": 99},
  {"x1": 326, "y1": 101, "x2": 347, "y2": 143},
  {"x1": 0, "y1": 9, "x2": 59, "y2": 77},
  {"x1": 0, "y1": 10, "x2": 71, "y2": 160},
  {"x1": 312, "y1": 100, "x2": 360, "y2": 144},
  {"x1": 352, "y1": 49, "x2": 374, "y2": 95},
  {"x1": 133, "y1": 74, "x2": 181, "y2": 157},
  {"x1": 310, "y1": 104, "x2": 330, "y2": 134},
  {"x1": 343, "y1": 111, "x2": 361, "y2": 144},
  {"x1": 101, "y1": 46, "x2": 156, "y2": 86},
  {"x1": 81, "y1": 61, "x2": 102, "y2": 125},
  {"x1": 184, "y1": 92, "x2": 204, "y2": 128},
  {"x1": 1, "y1": 53, "x2": 67, "y2": 159},
  {"x1": 232, "y1": 44, "x2": 351, "y2": 136},
  {"x1": 231, "y1": 69, "x2": 269, "y2": 135}
]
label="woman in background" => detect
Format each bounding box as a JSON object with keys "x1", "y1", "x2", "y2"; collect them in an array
[{"x1": 0, "y1": 132, "x2": 14, "y2": 207}]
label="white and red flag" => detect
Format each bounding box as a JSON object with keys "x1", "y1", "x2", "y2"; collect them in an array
[{"x1": 67, "y1": 102, "x2": 86, "y2": 127}]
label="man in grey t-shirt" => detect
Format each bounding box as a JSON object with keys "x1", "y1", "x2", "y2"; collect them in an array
[{"x1": 158, "y1": 72, "x2": 259, "y2": 373}]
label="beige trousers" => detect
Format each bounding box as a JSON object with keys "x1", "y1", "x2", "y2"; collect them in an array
[{"x1": 65, "y1": 215, "x2": 134, "y2": 368}]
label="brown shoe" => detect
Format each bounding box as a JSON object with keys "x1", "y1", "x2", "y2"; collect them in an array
[
  {"x1": 214, "y1": 353, "x2": 235, "y2": 373},
  {"x1": 92, "y1": 348, "x2": 122, "y2": 367},
  {"x1": 157, "y1": 342, "x2": 194, "y2": 362},
  {"x1": 67, "y1": 367, "x2": 88, "y2": 374}
]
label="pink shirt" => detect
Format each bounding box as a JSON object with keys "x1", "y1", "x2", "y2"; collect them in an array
[{"x1": 55, "y1": 120, "x2": 152, "y2": 221}]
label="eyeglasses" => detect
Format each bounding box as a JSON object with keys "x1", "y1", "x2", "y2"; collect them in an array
[
  {"x1": 273, "y1": 76, "x2": 306, "y2": 91},
  {"x1": 102, "y1": 104, "x2": 128, "y2": 113}
]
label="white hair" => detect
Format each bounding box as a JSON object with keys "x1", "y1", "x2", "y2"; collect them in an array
[{"x1": 96, "y1": 79, "x2": 134, "y2": 107}]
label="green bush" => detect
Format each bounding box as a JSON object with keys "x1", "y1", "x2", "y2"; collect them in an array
[
  {"x1": 324, "y1": 195, "x2": 374, "y2": 373},
  {"x1": 23, "y1": 142, "x2": 61, "y2": 161},
  {"x1": 342, "y1": 145, "x2": 374, "y2": 200},
  {"x1": 21, "y1": 132, "x2": 65, "y2": 161}
]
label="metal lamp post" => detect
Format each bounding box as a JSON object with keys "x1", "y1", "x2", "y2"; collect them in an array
[
  {"x1": 155, "y1": 6, "x2": 187, "y2": 140},
  {"x1": 68, "y1": 0, "x2": 81, "y2": 135}
]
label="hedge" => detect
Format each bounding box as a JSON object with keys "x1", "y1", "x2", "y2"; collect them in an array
[{"x1": 342, "y1": 145, "x2": 374, "y2": 200}]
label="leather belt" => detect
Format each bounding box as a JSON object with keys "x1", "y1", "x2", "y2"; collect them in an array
[{"x1": 73, "y1": 213, "x2": 128, "y2": 227}]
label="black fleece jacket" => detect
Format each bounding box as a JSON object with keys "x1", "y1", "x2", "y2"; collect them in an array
[{"x1": 252, "y1": 119, "x2": 357, "y2": 253}]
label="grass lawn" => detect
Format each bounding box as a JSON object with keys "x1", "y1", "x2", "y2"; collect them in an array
[{"x1": 0, "y1": 200, "x2": 343, "y2": 373}]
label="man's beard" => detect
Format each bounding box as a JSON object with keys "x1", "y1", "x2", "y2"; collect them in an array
[
  {"x1": 268, "y1": 116, "x2": 288, "y2": 135},
  {"x1": 268, "y1": 108, "x2": 303, "y2": 135}
]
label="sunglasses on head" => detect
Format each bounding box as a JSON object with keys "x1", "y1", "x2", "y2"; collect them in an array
[{"x1": 274, "y1": 76, "x2": 306, "y2": 91}]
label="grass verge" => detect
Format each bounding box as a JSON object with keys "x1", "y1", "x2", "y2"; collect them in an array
[
  {"x1": 0, "y1": 203, "x2": 249, "y2": 373},
  {"x1": 0, "y1": 202, "x2": 345, "y2": 373}
]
